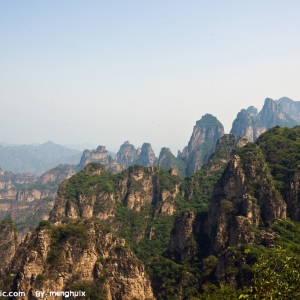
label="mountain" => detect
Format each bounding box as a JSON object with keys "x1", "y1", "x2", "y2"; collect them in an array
[
  {"x1": 0, "y1": 165, "x2": 80, "y2": 237},
  {"x1": 0, "y1": 141, "x2": 82, "y2": 175},
  {"x1": 165, "y1": 126, "x2": 300, "y2": 296},
  {"x1": 0, "y1": 131, "x2": 251, "y2": 298},
  {"x1": 157, "y1": 147, "x2": 186, "y2": 178},
  {"x1": 179, "y1": 114, "x2": 224, "y2": 175},
  {"x1": 10, "y1": 219, "x2": 155, "y2": 300},
  {"x1": 115, "y1": 141, "x2": 140, "y2": 167},
  {"x1": 275, "y1": 96, "x2": 300, "y2": 123},
  {"x1": 231, "y1": 98, "x2": 298, "y2": 141},
  {"x1": 79, "y1": 142, "x2": 159, "y2": 174},
  {"x1": 5, "y1": 118, "x2": 300, "y2": 298},
  {"x1": 137, "y1": 143, "x2": 157, "y2": 167}
]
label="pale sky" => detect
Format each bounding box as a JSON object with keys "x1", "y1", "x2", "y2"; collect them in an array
[{"x1": 1, "y1": 1, "x2": 300, "y2": 155}]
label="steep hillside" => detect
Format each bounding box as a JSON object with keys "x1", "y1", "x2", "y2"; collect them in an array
[
  {"x1": 276, "y1": 96, "x2": 300, "y2": 123},
  {"x1": 10, "y1": 219, "x2": 154, "y2": 300},
  {"x1": 0, "y1": 165, "x2": 79, "y2": 237},
  {"x1": 231, "y1": 98, "x2": 298, "y2": 141},
  {"x1": 157, "y1": 147, "x2": 186, "y2": 178},
  {"x1": 179, "y1": 114, "x2": 224, "y2": 175},
  {"x1": 4, "y1": 126, "x2": 300, "y2": 299}
]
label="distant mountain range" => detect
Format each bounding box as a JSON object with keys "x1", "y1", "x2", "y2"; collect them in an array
[
  {"x1": 0, "y1": 96, "x2": 299, "y2": 179},
  {"x1": 2, "y1": 96, "x2": 300, "y2": 298},
  {"x1": 0, "y1": 141, "x2": 81, "y2": 175}
]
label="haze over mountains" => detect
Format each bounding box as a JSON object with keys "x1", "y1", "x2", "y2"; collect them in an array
[
  {"x1": 0, "y1": 96, "x2": 299, "y2": 178},
  {"x1": 0, "y1": 141, "x2": 81, "y2": 175},
  {"x1": 2, "y1": 96, "x2": 300, "y2": 298}
]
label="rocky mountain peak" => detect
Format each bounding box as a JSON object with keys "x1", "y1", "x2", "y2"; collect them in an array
[
  {"x1": 10, "y1": 220, "x2": 155, "y2": 299},
  {"x1": 115, "y1": 141, "x2": 138, "y2": 168},
  {"x1": 79, "y1": 145, "x2": 109, "y2": 168},
  {"x1": 206, "y1": 143, "x2": 286, "y2": 254},
  {"x1": 231, "y1": 97, "x2": 298, "y2": 142},
  {"x1": 181, "y1": 114, "x2": 224, "y2": 175},
  {"x1": 246, "y1": 106, "x2": 258, "y2": 117},
  {"x1": 157, "y1": 147, "x2": 186, "y2": 178},
  {"x1": 138, "y1": 143, "x2": 157, "y2": 167},
  {"x1": 276, "y1": 96, "x2": 300, "y2": 123},
  {"x1": 257, "y1": 98, "x2": 297, "y2": 129}
]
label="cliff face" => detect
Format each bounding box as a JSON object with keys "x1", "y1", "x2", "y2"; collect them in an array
[
  {"x1": 256, "y1": 126, "x2": 300, "y2": 222},
  {"x1": 231, "y1": 98, "x2": 298, "y2": 141},
  {"x1": 79, "y1": 146, "x2": 110, "y2": 167},
  {"x1": 276, "y1": 97, "x2": 300, "y2": 123},
  {"x1": 0, "y1": 219, "x2": 18, "y2": 279},
  {"x1": 79, "y1": 142, "x2": 159, "y2": 175},
  {"x1": 50, "y1": 164, "x2": 180, "y2": 226},
  {"x1": 115, "y1": 141, "x2": 139, "y2": 168},
  {"x1": 230, "y1": 107, "x2": 257, "y2": 142},
  {"x1": 182, "y1": 134, "x2": 247, "y2": 206},
  {"x1": 180, "y1": 114, "x2": 224, "y2": 175},
  {"x1": 157, "y1": 147, "x2": 186, "y2": 178},
  {"x1": 0, "y1": 165, "x2": 78, "y2": 238},
  {"x1": 138, "y1": 143, "x2": 157, "y2": 167},
  {"x1": 206, "y1": 143, "x2": 286, "y2": 254},
  {"x1": 167, "y1": 210, "x2": 196, "y2": 260},
  {"x1": 11, "y1": 220, "x2": 154, "y2": 300}
]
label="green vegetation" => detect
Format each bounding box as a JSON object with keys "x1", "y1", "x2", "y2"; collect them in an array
[
  {"x1": 46, "y1": 220, "x2": 90, "y2": 265},
  {"x1": 158, "y1": 148, "x2": 187, "y2": 178},
  {"x1": 181, "y1": 134, "x2": 241, "y2": 211},
  {"x1": 256, "y1": 126, "x2": 300, "y2": 212},
  {"x1": 62, "y1": 163, "x2": 120, "y2": 206},
  {"x1": 7, "y1": 127, "x2": 300, "y2": 299},
  {"x1": 196, "y1": 114, "x2": 224, "y2": 129},
  {"x1": 240, "y1": 247, "x2": 300, "y2": 299}
]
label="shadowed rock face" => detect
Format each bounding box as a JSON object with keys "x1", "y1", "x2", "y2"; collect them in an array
[
  {"x1": 0, "y1": 219, "x2": 18, "y2": 279},
  {"x1": 179, "y1": 114, "x2": 224, "y2": 175},
  {"x1": 168, "y1": 210, "x2": 196, "y2": 260},
  {"x1": 206, "y1": 144, "x2": 286, "y2": 254},
  {"x1": 138, "y1": 143, "x2": 157, "y2": 167},
  {"x1": 10, "y1": 221, "x2": 155, "y2": 300},
  {"x1": 115, "y1": 141, "x2": 139, "y2": 168},
  {"x1": 79, "y1": 145, "x2": 110, "y2": 167},
  {"x1": 231, "y1": 98, "x2": 298, "y2": 142},
  {"x1": 276, "y1": 97, "x2": 300, "y2": 123},
  {"x1": 157, "y1": 147, "x2": 186, "y2": 178}
]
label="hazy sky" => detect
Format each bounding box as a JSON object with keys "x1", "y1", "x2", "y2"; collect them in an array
[{"x1": 1, "y1": 1, "x2": 300, "y2": 154}]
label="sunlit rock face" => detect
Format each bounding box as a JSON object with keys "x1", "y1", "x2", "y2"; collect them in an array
[{"x1": 10, "y1": 221, "x2": 155, "y2": 300}]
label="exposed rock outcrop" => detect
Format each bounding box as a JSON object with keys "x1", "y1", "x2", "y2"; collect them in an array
[
  {"x1": 11, "y1": 220, "x2": 155, "y2": 300},
  {"x1": 50, "y1": 164, "x2": 181, "y2": 225},
  {"x1": 138, "y1": 143, "x2": 157, "y2": 167},
  {"x1": 276, "y1": 96, "x2": 300, "y2": 123},
  {"x1": 230, "y1": 107, "x2": 258, "y2": 142},
  {"x1": 115, "y1": 141, "x2": 139, "y2": 168},
  {"x1": 157, "y1": 148, "x2": 186, "y2": 178},
  {"x1": 182, "y1": 134, "x2": 247, "y2": 203},
  {"x1": 79, "y1": 145, "x2": 110, "y2": 167},
  {"x1": 0, "y1": 165, "x2": 79, "y2": 238},
  {"x1": 0, "y1": 219, "x2": 18, "y2": 279},
  {"x1": 206, "y1": 143, "x2": 286, "y2": 254},
  {"x1": 180, "y1": 114, "x2": 224, "y2": 175},
  {"x1": 168, "y1": 210, "x2": 196, "y2": 260},
  {"x1": 231, "y1": 98, "x2": 298, "y2": 142}
]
